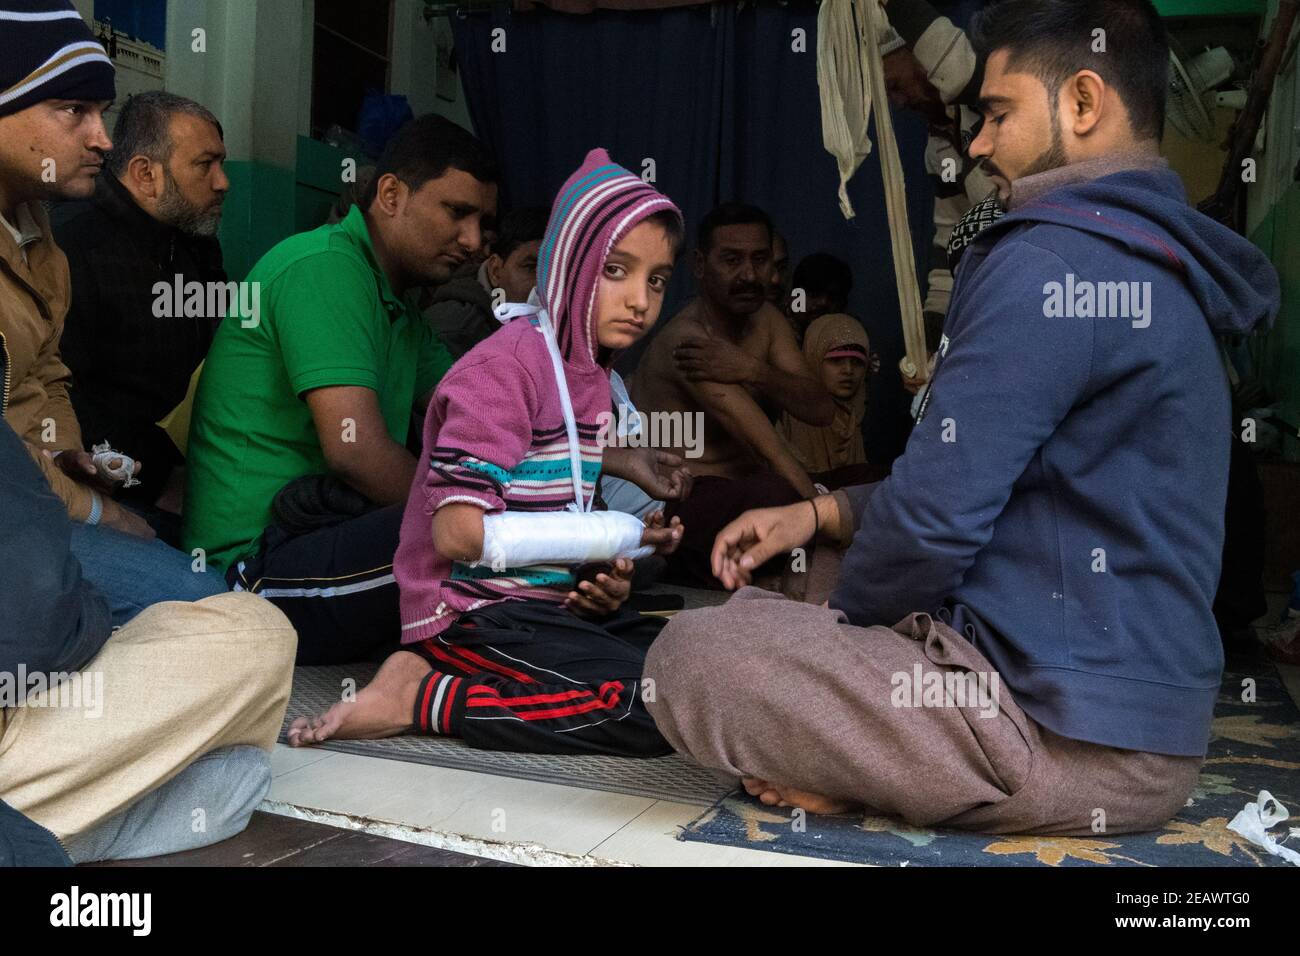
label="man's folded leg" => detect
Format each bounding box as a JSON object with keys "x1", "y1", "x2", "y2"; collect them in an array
[
  {"x1": 69, "y1": 521, "x2": 228, "y2": 628},
  {"x1": 644, "y1": 587, "x2": 1200, "y2": 835},
  {"x1": 62, "y1": 745, "x2": 271, "y2": 863},
  {"x1": 0, "y1": 591, "x2": 297, "y2": 843},
  {"x1": 230, "y1": 504, "x2": 404, "y2": 665}
]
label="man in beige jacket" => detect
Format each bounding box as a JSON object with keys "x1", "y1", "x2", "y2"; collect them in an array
[
  {"x1": 0, "y1": 0, "x2": 297, "y2": 862},
  {"x1": 0, "y1": 2, "x2": 228, "y2": 626}
]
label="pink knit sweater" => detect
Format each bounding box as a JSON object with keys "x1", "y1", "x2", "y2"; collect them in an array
[{"x1": 394, "y1": 148, "x2": 682, "y2": 644}]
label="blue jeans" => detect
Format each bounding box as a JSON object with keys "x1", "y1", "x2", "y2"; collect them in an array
[
  {"x1": 62, "y1": 746, "x2": 271, "y2": 863},
  {"x1": 69, "y1": 522, "x2": 227, "y2": 628}
]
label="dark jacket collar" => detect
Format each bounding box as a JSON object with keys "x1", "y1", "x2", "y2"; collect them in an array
[
  {"x1": 1007, "y1": 149, "x2": 1167, "y2": 212},
  {"x1": 93, "y1": 172, "x2": 225, "y2": 276},
  {"x1": 97, "y1": 172, "x2": 175, "y2": 250}
]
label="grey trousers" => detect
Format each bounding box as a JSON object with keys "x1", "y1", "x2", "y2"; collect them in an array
[
  {"x1": 63, "y1": 746, "x2": 271, "y2": 863},
  {"x1": 644, "y1": 588, "x2": 1202, "y2": 836}
]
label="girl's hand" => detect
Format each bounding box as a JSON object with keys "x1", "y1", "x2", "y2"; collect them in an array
[
  {"x1": 565, "y1": 558, "x2": 634, "y2": 617},
  {"x1": 603, "y1": 447, "x2": 694, "y2": 502},
  {"x1": 640, "y1": 512, "x2": 683, "y2": 556}
]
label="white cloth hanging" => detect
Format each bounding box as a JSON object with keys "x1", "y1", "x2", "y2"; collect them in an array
[{"x1": 816, "y1": 0, "x2": 929, "y2": 377}]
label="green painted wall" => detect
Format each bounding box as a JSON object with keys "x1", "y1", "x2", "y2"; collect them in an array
[
  {"x1": 295, "y1": 135, "x2": 358, "y2": 233},
  {"x1": 217, "y1": 161, "x2": 297, "y2": 282},
  {"x1": 1154, "y1": 0, "x2": 1265, "y2": 15},
  {"x1": 175, "y1": 0, "x2": 476, "y2": 284},
  {"x1": 217, "y1": 138, "x2": 361, "y2": 281}
]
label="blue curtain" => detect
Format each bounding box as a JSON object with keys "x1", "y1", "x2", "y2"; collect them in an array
[{"x1": 453, "y1": 3, "x2": 935, "y2": 462}]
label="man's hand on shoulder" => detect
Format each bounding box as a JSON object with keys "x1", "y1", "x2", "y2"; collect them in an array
[{"x1": 672, "y1": 327, "x2": 760, "y2": 386}]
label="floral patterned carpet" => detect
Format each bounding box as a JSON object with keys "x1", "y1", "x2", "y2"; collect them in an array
[{"x1": 680, "y1": 662, "x2": 1300, "y2": 866}]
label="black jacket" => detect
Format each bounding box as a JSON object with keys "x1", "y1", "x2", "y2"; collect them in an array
[
  {"x1": 0, "y1": 353, "x2": 109, "y2": 866},
  {"x1": 51, "y1": 174, "x2": 226, "y2": 501},
  {"x1": 0, "y1": 801, "x2": 70, "y2": 866},
  {"x1": 0, "y1": 409, "x2": 111, "y2": 679},
  {"x1": 421, "y1": 260, "x2": 498, "y2": 361}
]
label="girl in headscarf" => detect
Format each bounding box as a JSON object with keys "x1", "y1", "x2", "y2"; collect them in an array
[
  {"x1": 778, "y1": 313, "x2": 884, "y2": 489},
  {"x1": 289, "y1": 149, "x2": 686, "y2": 757}
]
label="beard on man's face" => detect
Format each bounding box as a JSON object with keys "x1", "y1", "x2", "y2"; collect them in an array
[
  {"x1": 979, "y1": 114, "x2": 1068, "y2": 202},
  {"x1": 156, "y1": 169, "x2": 223, "y2": 237},
  {"x1": 1018, "y1": 116, "x2": 1069, "y2": 180}
]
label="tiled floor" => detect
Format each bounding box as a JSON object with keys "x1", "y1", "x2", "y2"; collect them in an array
[
  {"x1": 264, "y1": 745, "x2": 857, "y2": 866},
  {"x1": 261, "y1": 584, "x2": 860, "y2": 866},
  {"x1": 257, "y1": 619, "x2": 1300, "y2": 868}
]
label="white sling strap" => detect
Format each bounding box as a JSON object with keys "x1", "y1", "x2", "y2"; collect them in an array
[{"x1": 495, "y1": 291, "x2": 589, "y2": 513}]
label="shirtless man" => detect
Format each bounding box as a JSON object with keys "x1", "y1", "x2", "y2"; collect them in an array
[{"x1": 632, "y1": 203, "x2": 834, "y2": 587}]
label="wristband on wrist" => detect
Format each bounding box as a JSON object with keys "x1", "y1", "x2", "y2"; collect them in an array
[
  {"x1": 86, "y1": 490, "x2": 103, "y2": 526},
  {"x1": 808, "y1": 498, "x2": 820, "y2": 539}
]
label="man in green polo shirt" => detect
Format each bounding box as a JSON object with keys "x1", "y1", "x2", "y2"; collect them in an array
[{"x1": 183, "y1": 115, "x2": 498, "y2": 664}]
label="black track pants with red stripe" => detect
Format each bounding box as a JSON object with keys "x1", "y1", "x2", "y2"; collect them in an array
[{"x1": 410, "y1": 600, "x2": 671, "y2": 758}]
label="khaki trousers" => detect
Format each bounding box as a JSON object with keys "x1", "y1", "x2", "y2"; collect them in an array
[{"x1": 0, "y1": 592, "x2": 296, "y2": 841}]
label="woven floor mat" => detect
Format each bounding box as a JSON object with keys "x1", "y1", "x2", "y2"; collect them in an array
[{"x1": 280, "y1": 662, "x2": 734, "y2": 806}]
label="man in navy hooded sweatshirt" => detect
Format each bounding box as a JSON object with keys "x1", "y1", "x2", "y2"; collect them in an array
[{"x1": 643, "y1": 0, "x2": 1280, "y2": 835}]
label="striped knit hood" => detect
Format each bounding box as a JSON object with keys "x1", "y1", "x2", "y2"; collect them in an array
[
  {"x1": 0, "y1": 1, "x2": 115, "y2": 119},
  {"x1": 535, "y1": 148, "x2": 681, "y2": 371}
]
